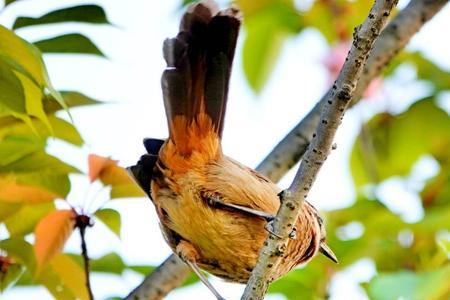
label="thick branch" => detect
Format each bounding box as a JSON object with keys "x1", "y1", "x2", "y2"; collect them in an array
[
  {"x1": 256, "y1": 0, "x2": 449, "y2": 182},
  {"x1": 125, "y1": 255, "x2": 191, "y2": 300},
  {"x1": 242, "y1": 1, "x2": 398, "y2": 299},
  {"x1": 125, "y1": 1, "x2": 448, "y2": 299}
]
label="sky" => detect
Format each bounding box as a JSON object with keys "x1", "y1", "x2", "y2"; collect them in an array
[{"x1": 1, "y1": 0, "x2": 449, "y2": 299}]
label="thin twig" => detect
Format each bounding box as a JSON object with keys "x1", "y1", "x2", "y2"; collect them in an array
[
  {"x1": 124, "y1": 1, "x2": 448, "y2": 299},
  {"x1": 242, "y1": 1, "x2": 399, "y2": 299},
  {"x1": 78, "y1": 217, "x2": 94, "y2": 300}
]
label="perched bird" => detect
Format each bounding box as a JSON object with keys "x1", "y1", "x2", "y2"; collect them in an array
[{"x1": 129, "y1": 1, "x2": 337, "y2": 298}]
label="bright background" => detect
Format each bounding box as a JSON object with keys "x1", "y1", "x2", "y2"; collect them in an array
[{"x1": 1, "y1": 0, "x2": 449, "y2": 299}]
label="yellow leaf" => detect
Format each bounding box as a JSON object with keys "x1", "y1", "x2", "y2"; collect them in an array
[
  {"x1": 0, "y1": 176, "x2": 58, "y2": 203},
  {"x1": 49, "y1": 254, "x2": 89, "y2": 300},
  {"x1": 34, "y1": 210, "x2": 76, "y2": 268},
  {"x1": 14, "y1": 71, "x2": 52, "y2": 132},
  {"x1": 0, "y1": 25, "x2": 45, "y2": 86}
]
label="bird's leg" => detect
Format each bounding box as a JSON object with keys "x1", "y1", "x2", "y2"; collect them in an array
[
  {"x1": 176, "y1": 240, "x2": 226, "y2": 300},
  {"x1": 207, "y1": 196, "x2": 275, "y2": 222}
]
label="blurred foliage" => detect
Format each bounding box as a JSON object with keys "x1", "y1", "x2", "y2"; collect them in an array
[
  {"x1": 1, "y1": 0, "x2": 449, "y2": 300},
  {"x1": 0, "y1": 2, "x2": 149, "y2": 299}
]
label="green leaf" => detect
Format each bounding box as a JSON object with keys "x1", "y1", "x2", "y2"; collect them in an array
[
  {"x1": 48, "y1": 116, "x2": 83, "y2": 146},
  {"x1": 0, "y1": 150, "x2": 78, "y2": 174},
  {"x1": 367, "y1": 266, "x2": 450, "y2": 300},
  {"x1": 4, "y1": 202, "x2": 55, "y2": 236},
  {"x1": 0, "y1": 238, "x2": 36, "y2": 272},
  {"x1": 16, "y1": 172, "x2": 71, "y2": 199},
  {"x1": 43, "y1": 91, "x2": 102, "y2": 114},
  {"x1": 34, "y1": 33, "x2": 105, "y2": 57},
  {"x1": 128, "y1": 265, "x2": 156, "y2": 276},
  {"x1": 0, "y1": 117, "x2": 83, "y2": 146},
  {"x1": 242, "y1": 3, "x2": 302, "y2": 92},
  {"x1": 91, "y1": 253, "x2": 126, "y2": 274},
  {"x1": 110, "y1": 184, "x2": 146, "y2": 199},
  {"x1": 350, "y1": 98, "x2": 450, "y2": 188},
  {"x1": 0, "y1": 135, "x2": 44, "y2": 167},
  {"x1": 269, "y1": 259, "x2": 329, "y2": 299},
  {"x1": 385, "y1": 51, "x2": 450, "y2": 91},
  {"x1": 15, "y1": 71, "x2": 51, "y2": 131},
  {"x1": 0, "y1": 202, "x2": 21, "y2": 221},
  {"x1": 95, "y1": 208, "x2": 121, "y2": 238},
  {"x1": 13, "y1": 5, "x2": 110, "y2": 30},
  {"x1": 4, "y1": 0, "x2": 21, "y2": 7},
  {"x1": 0, "y1": 263, "x2": 24, "y2": 292},
  {"x1": 304, "y1": 0, "x2": 372, "y2": 43},
  {"x1": 0, "y1": 25, "x2": 47, "y2": 87},
  {"x1": 0, "y1": 59, "x2": 26, "y2": 114}
]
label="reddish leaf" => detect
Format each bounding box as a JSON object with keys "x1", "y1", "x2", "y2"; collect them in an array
[{"x1": 34, "y1": 210, "x2": 76, "y2": 268}]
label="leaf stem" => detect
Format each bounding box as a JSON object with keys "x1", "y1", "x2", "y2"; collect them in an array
[{"x1": 78, "y1": 218, "x2": 94, "y2": 300}]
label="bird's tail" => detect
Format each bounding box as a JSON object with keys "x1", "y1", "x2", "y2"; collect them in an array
[{"x1": 161, "y1": 0, "x2": 241, "y2": 156}]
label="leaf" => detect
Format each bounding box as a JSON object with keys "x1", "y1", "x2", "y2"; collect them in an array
[
  {"x1": 0, "y1": 25, "x2": 47, "y2": 87},
  {"x1": 268, "y1": 259, "x2": 329, "y2": 299},
  {"x1": 241, "y1": 2, "x2": 302, "y2": 92},
  {"x1": 13, "y1": 5, "x2": 110, "y2": 30},
  {"x1": 90, "y1": 252, "x2": 126, "y2": 274},
  {"x1": 367, "y1": 266, "x2": 450, "y2": 300},
  {"x1": 0, "y1": 59, "x2": 26, "y2": 114},
  {"x1": 4, "y1": 202, "x2": 55, "y2": 236},
  {"x1": 3, "y1": 0, "x2": 21, "y2": 7},
  {"x1": 34, "y1": 209, "x2": 76, "y2": 267},
  {"x1": 0, "y1": 176, "x2": 59, "y2": 203},
  {"x1": 88, "y1": 154, "x2": 116, "y2": 182},
  {"x1": 0, "y1": 239, "x2": 36, "y2": 272},
  {"x1": 88, "y1": 154, "x2": 145, "y2": 198},
  {"x1": 48, "y1": 254, "x2": 89, "y2": 300},
  {"x1": 385, "y1": 51, "x2": 450, "y2": 91},
  {"x1": 0, "y1": 150, "x2": 79, "y2": 174},
  {"x1": 0, "y1": 117, "x2": 83, "y2": 146},
  {"x1": 304, "y1": 0, "x2": 372, "y2": 43},
  {"x1": 350, "y1": 98, "x2": 450, "y2": 188},
  {"x1": 43, "y1": 91, "x2": 101, "y2": 114},
  {"x1": 128, "y1": 265, "x2": 157, "y2": 276},
  {"x1": 37, "y1": 254, "x2": 89, "y2": 300},
  {"x1": 95, "y1": 208, "x2": 121, "y2": 237},
  {"x1": 15, "y1": 71, "x2": 51, "y2": 131},
  {"x1": 0, "y1": 262, "x2": 24, "y2": 292},
  {"x1": 0, "y1": 202, "x2": 21, "y2": 221},
  {"x1": 0, "y1": 135, "x2": 44, "y2": 166},
  {"x1": 110, "y1": 184, "x2": 146, "y2": 199},
  {"x1": 34, "y1": 33, "x2": 105, "y2": 57}
]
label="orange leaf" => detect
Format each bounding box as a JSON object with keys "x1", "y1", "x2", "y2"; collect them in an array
[
  {"x1": 34, "y1": 210, "x2": 76, "y2": 268},
  {"x1": 88, "y1": 154, "x2": 134, "y2": 185},
  {"x1": 88, "y1": 154, "x2": 116, "y2": 182},
  {"x1": 0, "y1": 177, "x2": 57, "y2": 203}
]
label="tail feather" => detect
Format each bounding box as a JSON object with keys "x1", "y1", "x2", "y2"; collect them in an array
[{"x1": 161, "y1": 0, "x2": 241, "y2": 153}]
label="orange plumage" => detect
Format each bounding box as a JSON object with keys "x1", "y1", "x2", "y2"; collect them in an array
[{"x1": 130, "y1": 1, "x2": 336, "y2": 298}]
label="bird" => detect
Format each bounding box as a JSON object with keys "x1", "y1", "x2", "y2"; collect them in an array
[{"x1": 129, "y1": 1, "x2": 337, "y2": 299}]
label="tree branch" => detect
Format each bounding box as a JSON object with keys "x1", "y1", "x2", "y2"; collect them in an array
[
  {"x1": 256, "y1": 0, "x2": 449, "y2": 182},
  {"x1": 125, "y1": 255, "x2": 190, "y2": 300},
  {"x1": 241, "y1": 0, "x2": 398, "y2": 299},
  {"x1": 125, "y1": 0, "x2": 448, "y2": 299}
]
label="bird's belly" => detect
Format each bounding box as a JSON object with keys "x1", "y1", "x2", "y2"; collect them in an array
[{"x1": 159, "y1": 189, "x2": 268, "y2": 282}]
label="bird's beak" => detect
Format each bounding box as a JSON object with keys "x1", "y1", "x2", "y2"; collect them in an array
[{"x1": 319, "y1": 242, "x2": 338, "y2": 263}]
